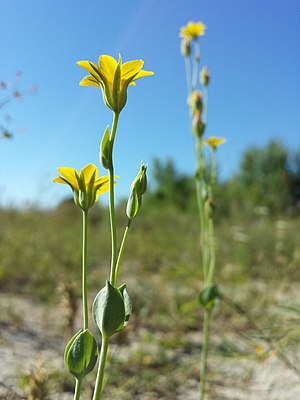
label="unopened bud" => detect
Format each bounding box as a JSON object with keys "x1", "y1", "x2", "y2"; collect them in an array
[
  {"x1": 130, "y1": 163, "x2": 147, "y2": 197},
  {"x1": 200, "y1": 66, "x2": 210, "y2": 87},
  {"x1": 126, "y1": 164, "x2": 147, "y2": 220},
  {"x1": 189, "y1": 90, "x2": 203, "y2": 115},
  {"x1": 100, "y1": 126, "x2": 112, "y2": 169},
  {"x1": 181, "y1": 38, "x2": 191, "y2": 57},
  {"x1": 192, "y1": 111, "x2": 206, "y2": 137}
]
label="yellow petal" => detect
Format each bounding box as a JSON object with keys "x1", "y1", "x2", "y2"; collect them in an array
[
  {"x1": 53, "y1": 176, "x2": 68, "y2": 185},
  {"x1": 95, "y1": 176, "x2": 109, "y2": 185},
  {"x1": 57, "y1": 167, "x2": 79, "y2": 191},
  {"x1": 79, "y1": 76, "x2": 100, "y2": 88},
  {"x1": 121, "y1": 60, "x2": 144, "y2": 80},
  {"x1": 98, "y1": 55, "x2": 118, "y2": 84},
  {"x1": 96, "y1": 181, "x2": 110, "y2": 195},
  {"x1": 133, "y1": 69, "x2": 154, "y2": 81},
  {"x1": 81, "y1": 164, "x2": 98, "y2": 184},
  {"x1": 77, "y1": 60, "x2": 101, "y2": 80}
]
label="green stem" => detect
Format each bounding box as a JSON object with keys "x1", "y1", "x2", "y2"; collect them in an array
[
  {"x1": 206, "y1": 217, "x2": 216, "y2": 285},
  {"x1": 92, "y1": 335, "x2": 110, "y2": 400},
  {"x1": 114, "y1": 219, "x2": 131, "y2": 285},
  {"x1": 203, "y1": 85, "x2": 208, "y2": 125},
  {"x1": 82, "y1": 210, "x2": 89, "y2": 330},
  {"x1": 195, "y1": 138, "x2": 209, "y2": 282},
  {"x1": 200, "y1": 309, "x2": 211, "y2": 400},
  {"x1": 211, "y1": 149, "x2": 216, "y2": 189},
  {"x1": 74, "y1": 379, "x2": 82, "y2": 400},
  {"x1": 192, "y1": 39, "x2": 201, "y2": 89},
  {"x1": 184, "y1": 56, "x2": 193, "y2": 95},
  {"x1": 108, "y1": 112, "x2": 120, "y2": 286}
]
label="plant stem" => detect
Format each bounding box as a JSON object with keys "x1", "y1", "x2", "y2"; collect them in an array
[
  {"x1": 185, "y1": 56, "x2": 193, "y2": 94},
  {"x1": 82, "y1": 210, "x2": 89, "y2": 330},
  {"x1": 206, "y1": 217, "x2": 216, "y2": 285},
  {"x1": 108, "y1": 112, "x2": 120, "y2": 286},
  {"x1": 92, "y1": 335, "x2": 110, "y2": 400},
  {"x1": 203, "y1": 85, "x2": 208, "y2": 125},
  {"x1": 200, "y1": 309, "x2": 211, "y2": 400},
  {"x1": 193, "y1": 39, "x2": 201, "y2": 89},
  {"x1": 74, "y1": 379, "x2": 82, "y2": 400},
  {"x1": 114, "y1": 219, "x2": 131, "y2": 285}
]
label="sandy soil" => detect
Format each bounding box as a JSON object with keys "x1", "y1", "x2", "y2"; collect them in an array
[{"x1": 0, "y1": 293, "x2": 299, "y2": 400}]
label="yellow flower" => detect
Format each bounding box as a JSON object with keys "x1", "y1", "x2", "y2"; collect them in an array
[
  {"x1": 53, "y1": 164, "x2": 110, "y2": 210},
  {"x1": 180, "y1": 21, "x2": 206, "y2": 40},
  {"x1": 204, "y1": 137, "x2": 226, "y2": 150},
  {"x1": 77, "y1": 54, "x2": 154, "y2": 113}
]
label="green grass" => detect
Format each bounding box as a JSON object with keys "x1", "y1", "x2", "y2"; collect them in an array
[{"x1": 1, "y1": 200, "x2": 300, "y2": 398}]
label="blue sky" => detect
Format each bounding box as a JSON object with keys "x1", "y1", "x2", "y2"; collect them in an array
[{"x1": 1, "y1": 0, "x2": 299, "y2": 208}]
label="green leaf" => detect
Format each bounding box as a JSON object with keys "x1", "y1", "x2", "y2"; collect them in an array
[
  {"x1": 198, "y1": 283, "x2": 220, "y2": 310},
  {"x1": 118, "y1": 284, "x2": 132, "y2": 326},
  {"x1": 64, "y1": 329, "x2": 98, "y2": 381},
  {"x1": 93, "y1": 280, "x2": 126, "y2": 338},
  {"x1": 100, "y1": 125, "x2": 111, "y2": 169},
  {"x1": 64, "y1": 330, "x2": 82, "y2": 366}
]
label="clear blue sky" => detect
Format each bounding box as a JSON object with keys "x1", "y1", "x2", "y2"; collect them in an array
[{"x1": 1, "y1": 0, "x2": 299, "y2": 208}]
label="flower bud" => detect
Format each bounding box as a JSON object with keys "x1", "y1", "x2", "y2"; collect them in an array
[
  {"x1": 181, "y1": 38, "x2": 191, "y2": 57},
  {"x1": 131, "y1": 163, "x2": 147, "y2": 196},
  {"x1": 100, "y1": 125, "x2": 112, "y2": 169},
  {"x1": 200, "y1": 66, "x2": 210, "y2": 87},
  {"x1": 192, "y1": 111, "x2": 206, "y2": 137},
  {"x1": 189, "y1": 90, "x2": 203, "y2": 116},
  {"x1": 126, "y1": 164, "x2": 147, "y2": 220}
]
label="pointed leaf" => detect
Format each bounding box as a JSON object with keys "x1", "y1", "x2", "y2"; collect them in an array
[
  {"x1": 119, "y1": 284, "x2": 132, "y2": 326},
  {"x1": 93, "y1": 281, "x2": 125, "y2": 338},
  {"x1": 64, "y1": 329, "x2": 98, "y2": 381}
]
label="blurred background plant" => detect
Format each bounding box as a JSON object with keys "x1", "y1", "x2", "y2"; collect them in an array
[{"x1": 0, "y1": 71, "x2": 38, "y2": 140}]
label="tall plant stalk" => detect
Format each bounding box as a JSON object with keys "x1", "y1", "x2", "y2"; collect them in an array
[{"x1": 180, "y1": 21, "x2": 225, "y2": 399}]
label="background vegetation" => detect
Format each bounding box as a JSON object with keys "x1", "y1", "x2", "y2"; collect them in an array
[{"x1": 1, "y1": 139, "x2": 300, "y2": 399}]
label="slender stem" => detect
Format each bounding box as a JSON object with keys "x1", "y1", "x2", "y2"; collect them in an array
[
  {"x1": 114, "y1": 220, "x2": 131, "y2": 285},
  {"x1": 206, "y1": 217, "x2": 216, "y2": 285},
  {"x1": 184, "y1": 56, "x2": 193, "y2": 95},
  {"x1": 92, "y1": 335, "x2": 110, "y2": 400},
  {"x1": 203, "y1": 85, "x2": 208, "y2": 125},
  {"x1": 211, "y1": 150, "x2": 216, "y2": 189},
  {"x1": 108, "y1": 112, "x2": 120, "y2": 286},
  {"x1": 200, "y1": 309, "x2": 211, "y2": 400},
  {"x1": 193, "y1": 39, "x2": 201, "y2": 89},
  {"x1": 82, "y1": 210, "x2": 89, "y2": 330},
  {"x1": 74, "y1": 379, "x2": 82, "y2": 400}
]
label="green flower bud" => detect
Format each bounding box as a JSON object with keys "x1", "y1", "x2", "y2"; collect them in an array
[
  {"x1": 131, "y1": 163, "x2": 147, "y2": 197},
  {"x1": 126, "y1": 164, "x2": 147, "y2": 220},
  {"x1": 100, "y1": 125, "x2": 112, "y2": 169},
  {"x1": 200, "y1": 66, "x2": 210, "y2": 87},
  {"x1": 189, "y1": 90, "x2": 203, "y2": 116},
  {"x1": 181, "y1": 38, "x2": 191, "y2": 57},
  {"x1": 192, "y1": 111, "x2": 206, "y2": 137},
  {"x1": 126, "y1": 188, "x2": 142, "y2": 220}
]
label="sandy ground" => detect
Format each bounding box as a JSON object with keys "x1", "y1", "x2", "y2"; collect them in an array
[{"x1": 0, "y1": 293, "x2": 300, "y2": 400}]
